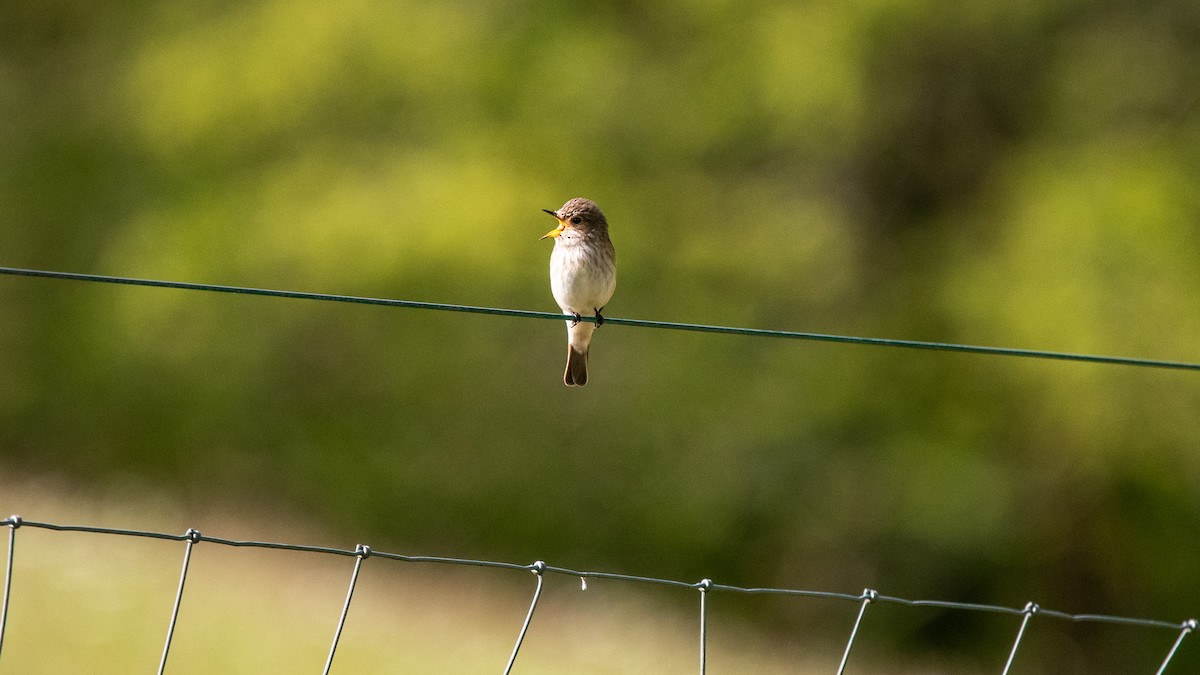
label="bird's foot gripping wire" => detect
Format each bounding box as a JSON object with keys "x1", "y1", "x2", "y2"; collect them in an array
[
  {"x1": 594, "y1": 308, "x2": 605, "y2": 327},
  {"x1": 570, "y1": 312, "x2": 582, "y2": 326}
]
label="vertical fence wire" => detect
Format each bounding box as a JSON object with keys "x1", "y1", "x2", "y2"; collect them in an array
[
  {"x1": 1157, "y1": 619, "x2": 1197, "y2": 675},
  {"x1": 323, "y1": 544, "x2": 370, "y2": 675},
  {"x1": 157, "y1": 529, "x2": 200, "y2": 675},
  {"x1": 698, "y1": 579, "x2": 712, "y2": 675},
  {"x1": 503, "y1": 561, "x2": 546, "y2": 675},
  {"x1": 1002, "y1": 602, "x2": 1038, "y2": 675},
  {"x1": 837, "y1": 589, "x2": 876, "y2": 674},
  {"x1": 0, "y1": 516, "x2": 18, "y2": 659}
]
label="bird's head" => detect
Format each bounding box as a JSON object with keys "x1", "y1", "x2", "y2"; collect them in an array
[{"x1": 541, "y1": 198, "x2": 608, "y2": 239}]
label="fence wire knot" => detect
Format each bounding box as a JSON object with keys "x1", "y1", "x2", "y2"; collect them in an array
[
  {"x1": 862, "y1": 588, "x2": 879, "y2": 603},
  {"x1": 355, "y1": 544, "x2": 372, "y2": 559},
  {"x1": 529, "y1": 560, "x2": 546, "y2": 575},
  {"x1": 1022, "y1": 601, "x2": 1040, "y2": 615},
  {"x1": 183, "y1": 528, "x2": 201, "y2": 543},
  {"x1": 697, "y1": 578, "x2": 713, "y2": 592},
  {"x1": 4, "y1": 516, "x2": 19, "y2": 530}
]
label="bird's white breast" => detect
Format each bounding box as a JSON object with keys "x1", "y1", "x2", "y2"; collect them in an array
[{"x1": 549, "y1": 235, "x2": 616, "y2": 316}]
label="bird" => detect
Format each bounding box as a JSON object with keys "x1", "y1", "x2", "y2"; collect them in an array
[{"x1": 540, "y1": 197, "x2": 617, "y2": 386}]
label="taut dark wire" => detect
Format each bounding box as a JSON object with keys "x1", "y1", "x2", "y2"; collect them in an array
[{"x1": 2, "y1": 266, "x2": 1198, "y2": 372}]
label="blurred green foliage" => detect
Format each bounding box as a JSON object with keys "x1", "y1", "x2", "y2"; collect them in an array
[{"x1": 3, "y1": 0, "x2": 1199, "y2": 669}]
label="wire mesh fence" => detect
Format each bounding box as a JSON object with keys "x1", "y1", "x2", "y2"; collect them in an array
[{"x1": 1, "y1": 516, "x2": 1194, "y2": 674}]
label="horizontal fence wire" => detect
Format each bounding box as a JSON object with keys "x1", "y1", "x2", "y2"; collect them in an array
[
  {"x1": 2, "y1": 265, "x2": 1199, "y2": 372},
  {"x1": 1, "y1": 516, "x2": 1195, "y2": 673}
]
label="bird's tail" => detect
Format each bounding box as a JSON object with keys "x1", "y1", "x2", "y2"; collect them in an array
[
  {"x1": 564, "y1": 319, "x2": 596, "y2": 386},
  {"x1": 564, "y1": 345, "x2": 588, "y2": 386}
]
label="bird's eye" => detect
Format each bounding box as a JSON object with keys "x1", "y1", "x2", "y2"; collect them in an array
[{"x1": 570, "y1": 216, "x2": 582, "y2": 224}]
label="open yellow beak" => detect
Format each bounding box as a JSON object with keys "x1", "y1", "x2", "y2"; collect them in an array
[{"x1": 540, "y1": 209, "x2": 566, "y2": 239}]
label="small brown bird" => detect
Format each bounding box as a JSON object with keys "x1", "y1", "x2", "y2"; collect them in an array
[{"x1": 540, "y1": 198, "x2": 617, "y2": 386}]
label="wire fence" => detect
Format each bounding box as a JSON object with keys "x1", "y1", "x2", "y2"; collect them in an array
[
  {"x1": 1, "y1": 516, "x2": 1194, "y2": 674},
  {"x1": 1, "y1": 268, "x2": 1196, "y2": 671}
]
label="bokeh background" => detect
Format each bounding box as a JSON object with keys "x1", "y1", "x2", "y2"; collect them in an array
[{"x1": 3, "y1": 0, "x2": 1199, "y2": 671}]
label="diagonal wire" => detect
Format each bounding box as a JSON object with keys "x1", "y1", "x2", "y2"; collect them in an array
[
  {"x1": 1157, "y1": 619, "x2": 1197, "y2": 675},
  {"x1": 0, "y1": 516, "x2": 18, "y2": 659},
  {"x1": 1002, "y1": 602, "x2": 1038, "y2": 675},
  {"x1": 697, "y1": 579, "x2": 712, "y2": 675},
  {"x1": 323, "y1": 544, "x2": 370, "y2": 675},
  {"x1": 2, "y1": 266, "x2": 1198, "y2": 372},
  {"x1": 158, "y1": 529, "x2": 200, "y2": 675},
  {"x1": 837, "y1": 589, "x2": 876, "y2": 674},
  {"x1": 503, "y1": 561, "x2": 546, "y2": 675}
]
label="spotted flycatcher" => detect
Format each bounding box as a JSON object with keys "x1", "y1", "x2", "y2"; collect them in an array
[{"x1": 541, "y1": 197, "x2": 617, "y2": 386}]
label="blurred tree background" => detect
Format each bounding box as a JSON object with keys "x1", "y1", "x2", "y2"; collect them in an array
[{"x1": 2, "y1": 0, "x2": 1199, "y2": 670}]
